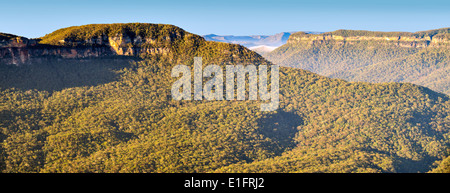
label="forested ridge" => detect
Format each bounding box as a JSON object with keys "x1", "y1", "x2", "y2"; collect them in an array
[
  {"x1": 0, "y1": 23, "x2": 449, "y2": 173},
  {"x1": 265, "y1": 28, "x2": 450, "y2": 95}
]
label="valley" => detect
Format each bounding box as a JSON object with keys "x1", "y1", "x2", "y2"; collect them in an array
[{"x1": 0, "y1": 23, "x2": 449, "y2": 173}]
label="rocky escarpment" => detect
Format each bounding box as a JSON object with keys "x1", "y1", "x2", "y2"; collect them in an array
[
  {"x1": 286, "y1": 29, "x2": 450, "y2": 48},
  {"x1": 1, "y1": 35, "x2": 38, "y2": 65},
  {"x1": 47, "y1": 32, "x2": 172, "y2": 56},
  {"x1": 0, "y1": 23, "x2": 196, "y2": 65},
  {"x1": 0, "y1": 35, "x2": 170, "y2": 66},
  {"x1": 0, "y1": 42, "x2": 115, "y2": 65},
  {"x1": 265, "y1": 27, "x2": 450, "y2": 95},
  {"x1": 1, "y1": 23, "x2": 267, "y2": 66},
  {"x1": 0, "y1": 34, "x2": 119, "y2": 65}
]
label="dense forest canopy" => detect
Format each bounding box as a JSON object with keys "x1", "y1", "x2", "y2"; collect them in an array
[
  {"x1": 1, "y1": 23, "x2": 449, "y2": 173},
  {"x1": 265, "y1": 28, "x2": 450, "y2": 95}
]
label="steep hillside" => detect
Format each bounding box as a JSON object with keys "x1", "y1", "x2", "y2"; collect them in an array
[
  {"x1": 264, "y1": 28, "x2": 450, "y2": 95},
  {"x1": 39, "y1": 23, "x2": 263, "y2": 63},
  {"x1": 343, "y1": 48, "x2": 450, "y2": 94},
  {"x1": 1, "y1": 23, "x2": 450, "y2": 173},
  {"x1": 0, "y1": 23, "x2": 265, "y2": 66},
  {"x1": 220, "y1": 67, "x2": 450, "y2": 173}
]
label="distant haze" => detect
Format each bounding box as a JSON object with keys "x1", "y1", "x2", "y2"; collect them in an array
[{"x1": 203, "y1": 31, "x2": 322, "y2": 54}]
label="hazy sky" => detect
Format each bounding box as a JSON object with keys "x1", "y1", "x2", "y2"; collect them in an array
[{"x1": 1, "y1": 0, "x2": 449, "y2": 38}]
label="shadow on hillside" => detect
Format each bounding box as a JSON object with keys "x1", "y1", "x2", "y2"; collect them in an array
[
  {"x1": 258, "y1": 110, "x2": 303, "y2": 156},
  {"x1": 0, "y1": 57, "x2": 138, "y2": 92},
  {"x1": 416, "y1": 85, "x2": 450, "y2": 101},
  {"x1": 395, "y1": 156, "x2": 439, "y2": 173}
]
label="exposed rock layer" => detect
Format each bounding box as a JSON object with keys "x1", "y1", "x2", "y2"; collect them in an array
[
  {"x1": 287, "y1": 29, "x2": 450, "y2": 48},
  {"x1": 0, "y1": 31, "x2": 172, "y2": 65}
]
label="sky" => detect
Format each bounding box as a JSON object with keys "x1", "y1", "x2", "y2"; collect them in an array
[{"x1": 1, "y1": 0, "x2": 449, "y2": 38}]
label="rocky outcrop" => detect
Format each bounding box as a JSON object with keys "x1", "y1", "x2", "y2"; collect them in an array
[
  {"x1": 0, "y1": 42, "x2": 117, "y2": 65},
  {"x1": 0, "y1": 33, "x2": 171, "y2": 65},
  {"x1": 431, "y1": 34, "x2": 450, "y2": 45},
  {"x1": 0, "y1": 36, "x2": 38, "y2": 48},
  {"x1": 286, "y1": 30, "x2": 450, "y2": 48},
  {"x1": 0, "y1": 45, "x2": 115, "y2": 65}
]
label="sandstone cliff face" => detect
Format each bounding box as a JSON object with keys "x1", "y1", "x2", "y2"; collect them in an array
[
  {"x1": 0, "y1": 33, "x2": 171, "y2": 65},
  {"x1": 430, "y1": 34, "x2": 450, "y2": 45},
  {"x1": 1, "y1": 37, "x2": 38, "y2": 65},
  {"x1": 105, "y1": 34, "x2": 169, "y2": 56},
  {"x1": 0, "y1": 36, "x2": 38, "y2": 48},
  {"x1": 0, "y1": 45, "x2": 115, "y2": 65},
  {"x1": 286, "y1": 31, "x2": 449, "y2": 48}
]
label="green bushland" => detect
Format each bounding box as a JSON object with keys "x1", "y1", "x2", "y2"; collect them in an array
[
  {"x1": 265, "y1": 28, "x2": 450, "y2": 96},
  {"x1": 1, "y1": 24, "x2": 450, "y2": 173}
]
